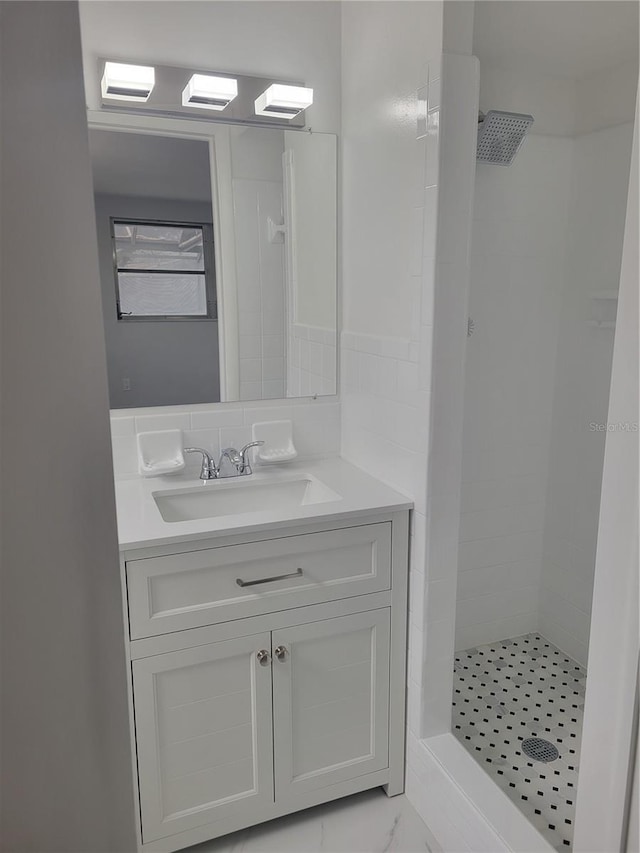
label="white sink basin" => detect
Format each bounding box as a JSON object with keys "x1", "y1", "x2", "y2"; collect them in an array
[{"x1": 153, "y1": 474, "x2": 342, "y2": 523}]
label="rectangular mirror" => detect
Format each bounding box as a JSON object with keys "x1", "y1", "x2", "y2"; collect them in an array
[{"x1": 88, "y1": 118, "x2": 337, "y2": 408}]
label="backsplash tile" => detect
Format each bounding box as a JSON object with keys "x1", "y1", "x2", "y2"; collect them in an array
[
  {"x1": 182, "y1": 429, "x2": 221, "y2": 460},
  {"x1": 190, "y1": 408, "x2": 244, "y2": 430},
  {"x1": 110, "y1": 399, "x2": 341, "y2": 479},
  {"x1": 135, "y1": 412, "x2": 191, "y2": 433},
  {"x1": 109, "y1": 416, "x2": 135, "y2": 437}
]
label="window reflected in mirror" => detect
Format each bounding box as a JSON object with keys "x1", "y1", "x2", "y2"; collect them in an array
[
  {"x1": 113, "y1": 221, "x2": 216, "y2": 319},
  {"x1": 88, "y1": 123, "x2": 337, "y2": 409}
]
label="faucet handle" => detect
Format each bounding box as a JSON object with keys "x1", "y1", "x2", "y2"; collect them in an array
[
  {"x1": 239, "y1": 441, "x2": 265, "y2": 474},
  {"x1": 184, "y1": 447, "x2": 217, "y2": 480}
]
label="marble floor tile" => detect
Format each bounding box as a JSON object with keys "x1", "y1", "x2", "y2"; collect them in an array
[{"x1": 193, "y1": 789, "x2": 433, "y2": 853}]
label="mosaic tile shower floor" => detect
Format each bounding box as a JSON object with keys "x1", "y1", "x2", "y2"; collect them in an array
[{"x1": 453, "y1": 633, "x2": 586, "y2": 851}]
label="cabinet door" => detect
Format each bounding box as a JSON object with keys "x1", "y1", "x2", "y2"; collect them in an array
[
  {"x1": 132, "y1": 633, "x2": 274, "y2": 843},
  {"x1": 272, "y1": 609, "x2": 390, "y2": 800}
]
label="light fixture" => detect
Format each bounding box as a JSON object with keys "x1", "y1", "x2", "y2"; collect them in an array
[
  {"x1": 101, "y1": 61, "x2": 155, "y2": 102},
  {"x1": 182, "y1": 74, "x2": 238, "y2": 111},
  {"x1": 254, "y1": 84, "x2": 313, "y2": 119}
]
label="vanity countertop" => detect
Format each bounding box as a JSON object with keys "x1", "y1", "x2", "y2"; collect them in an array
[{"x1": 115, "y1": 457, "x2": 412, "y2": 551}]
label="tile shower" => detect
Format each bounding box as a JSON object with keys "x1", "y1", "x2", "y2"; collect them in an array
[
  {"x1": 452, "y1": 10, "x2": 637, "y2": 849},
  {"x1": 453, "y1": 634, "x2": 585, "y2": 850}
]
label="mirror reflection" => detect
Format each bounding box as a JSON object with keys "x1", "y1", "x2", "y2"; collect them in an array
[{"x1": 88, "y1": 124, "x2": 337, "y2": 408}]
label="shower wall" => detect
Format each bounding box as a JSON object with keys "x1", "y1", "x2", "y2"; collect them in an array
[
  {"x1": 540, "y1": 121, "x2": 634, "y2": 664},
  {"x1": 456, "y1": 61, "x2": 636, "y2": 658},
  {"x1": 456, "y1": 130, "x2": 572, "y2": 650}
]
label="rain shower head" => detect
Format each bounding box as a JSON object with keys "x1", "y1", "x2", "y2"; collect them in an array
[{"x1": 477, "y1": 110, "x2": 534, "y2": 166}]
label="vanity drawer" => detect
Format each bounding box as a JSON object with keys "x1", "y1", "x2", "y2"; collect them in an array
[{"x1": 126, "y1": 523, "x2": 392, "y2": 639}]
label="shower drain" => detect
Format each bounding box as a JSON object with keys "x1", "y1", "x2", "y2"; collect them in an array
[{"x1": 521, "y1": 737, "x2": 559, "y2": 763}]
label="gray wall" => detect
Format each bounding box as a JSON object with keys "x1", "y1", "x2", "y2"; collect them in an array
[
  {"x1": 94, "y1": 194, "x2": 221, "y2": 408},
  {"x1": 0, "y1": 3, "x2": 136, "y2": 850}
]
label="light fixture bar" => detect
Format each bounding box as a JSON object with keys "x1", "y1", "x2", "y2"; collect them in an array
[
  {"x1": 101, "y1": 61, "x2": 155, "y2": 102},
  {"x1": 254, "y1": 84, "x2": 313, "y2": 119},
  {"x1": 98, "y1": 60, "x2": 311, "y2": 127},
  {"x1": 182, "y1": 74, "x2": 238, "y2": 111}
]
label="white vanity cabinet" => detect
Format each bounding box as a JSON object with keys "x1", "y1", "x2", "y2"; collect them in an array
[
  {"x1": 133, "y1": 633, "x2": 275, "y2": 843},
  {"x1": 121, "y1": 512, "x2": 409, "y2": 853},
  {"x1": 271, "y1": 609, "x2": 390, "y2": 798}
]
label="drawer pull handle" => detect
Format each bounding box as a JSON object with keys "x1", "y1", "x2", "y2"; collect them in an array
[{"x1": 236, "y1": 568, "x2": 303, "y2": 588}]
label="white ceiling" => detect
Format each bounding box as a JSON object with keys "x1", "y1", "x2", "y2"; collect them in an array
[
  {"x1": 88, "y1": 130, "x2": 212, "y2": 203},
  {"x1": 473, "y1": 1, "x2": 639, "y2": 78}
]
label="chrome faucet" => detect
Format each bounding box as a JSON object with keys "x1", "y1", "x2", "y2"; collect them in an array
[
  {"x1": 184, "y1": 441, "x2": 264, "y2": 481},
  {"x1": 184, "y1": 447, "x2": 218, "y2": 480},
  {"x1": 218, "y1": 441, "x2": 264, "y2": 478}
]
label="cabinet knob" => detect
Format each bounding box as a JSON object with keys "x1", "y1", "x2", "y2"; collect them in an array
[
  {"x1": 256, "y1": 649, "x2": 271, "y2": 666},
  {"x1": 274, "y1": 645, "x2": 288, "y2": 662}
]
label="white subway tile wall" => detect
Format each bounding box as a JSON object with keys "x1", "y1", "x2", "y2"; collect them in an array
[
  {"x1": 419, "y1": 53, "x2": 480, "y2": 741},
  {"x1": 232, "y1": 141, "x2": 287, "y2": 402},
  {"x1": 110, "y1": 399, "x2": 340, "y2": 479},
  {"x1": 341, "y1": 33, "x2": 479, "y2": 781},
  {"x1": 455, "y1": 129, "x2": 572, "y2": 654},
  {"x1": 457, "y1": 82, "x2": 634, "y2": 665},
  {"x1": 340, "y1": 25, "x2": 445, "y2": 785},
  {"x1": 539, "y1": 122, "x2": 633, "y2": 666},
  {"x1": 287, "y1": 324, "x2": 337, "y2": 398}
]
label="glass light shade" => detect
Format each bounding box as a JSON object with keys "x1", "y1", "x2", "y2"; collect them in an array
[
  {"x1": 101, "y1": 61, "x2": 155, "y2": 102},
  {"x1": 182, "y1": 74, "x2": 238, "y2": 110},
  {"x1": 254, "y1": 84, "x2": 313, "y2": 119}
]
